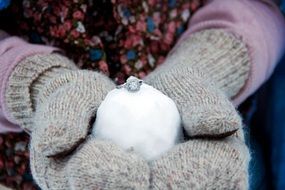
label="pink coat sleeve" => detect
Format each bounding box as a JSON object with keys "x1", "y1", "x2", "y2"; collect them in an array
[
  {"x1": 177, "y1": 0, "x2": 285, "y2": 106},
  {"x1": 0, "y1": 35, "x2": 57, "y2": 133}
]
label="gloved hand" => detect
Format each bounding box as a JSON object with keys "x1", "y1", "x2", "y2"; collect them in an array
[
  {"x1": 145, "y1": 29, "x2": 250, "y2": 138},
  {"x1": 149, "y1": 131, "x2": 250, "y2": 190},
  {"x1": 4, "y1": 29, "x2": 251, "y2": 189},
  {"x1": 26, "y1": 52, "x2": 248, "y2": 189},
  {"x1": 144, "y1": 29, "x2": 251, "y2": 189},
  {"x1": 5, "y1": 53, "x2": 150, "y2": 189}
]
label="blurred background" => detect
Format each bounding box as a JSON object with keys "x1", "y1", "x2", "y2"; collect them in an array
[{"x1": 246, "y1": 56, "x2": 285, "y2": 190}]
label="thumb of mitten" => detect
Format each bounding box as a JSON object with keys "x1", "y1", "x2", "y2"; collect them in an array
[{"x1": 31, "y1": 70, "x2": 115, "y2": 157}]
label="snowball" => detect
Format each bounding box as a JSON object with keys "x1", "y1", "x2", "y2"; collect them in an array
[{"x1": 92, "y1": 77, "x2": 182, "y2": 161}]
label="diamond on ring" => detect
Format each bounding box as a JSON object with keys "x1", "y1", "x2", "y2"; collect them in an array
[{"x1": 116, "y1": 76, "x2": 143, "y2": 92}]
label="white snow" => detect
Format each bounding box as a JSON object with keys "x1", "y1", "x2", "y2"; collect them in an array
[{"x1": 92, "y1": 82, "x2": 182, "y2": 161}]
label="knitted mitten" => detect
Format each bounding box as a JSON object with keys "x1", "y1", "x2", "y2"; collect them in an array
[
  {"x1": 5, "y1": 54, "x2": 77, "y2": 134},
  {"x1": 145, "y1": 29, "x2": 251, "y2": 189},
  {"x1": 5, "y1": 53, "x2": 150, "y2": 189},
  {"x1": 149, "y1": 131, "x2": 250, "y2": 189},
  {"x1": 145, "y1": 29, "x2": 250, "y2": 137}
]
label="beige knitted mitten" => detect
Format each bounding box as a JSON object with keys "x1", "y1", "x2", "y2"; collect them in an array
[
  {"x1": 145, "y1": 29, "x2": 250, "y2": 137},
  {"x1": 149, "y1": 132, "x2": 250, "y2": 190},
  {"x1": 5, "y1": 54, "x2": 150, "y2": 189},
  {"x1": 145, "y1": 29, "x2": 251, "y2": 189}
]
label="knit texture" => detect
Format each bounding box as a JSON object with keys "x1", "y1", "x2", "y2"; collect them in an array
[
  {"x1": 145, "y1": 29, "x2": 249, "y2": 137},
  {"x1": 4, "y1": 52, "x2": 152, "y2": 189},
  {"x1": 3, "y1": 29, "x2": 251, "y2": 189},
  {"x1": 30, "y1": 138, "x2": 150, "y2": 190},
  {"x1": 183, "y1": 0, "x2": 285, "y2": 105},
  {"x1": 150, "y1": 135, "x2": 250, "y2": 190},
  {"x1": 31, "y1": 86, "x2": 150, "y2": 189},
  {"x1": 172, "y1": 29, "x2": 250, "y2": 99},
  {"x1": 0, "y1": 36, "x2": 57, "y2": 133},
  {"x1": 5, "y1": 54, "x2": 77, "y2": 133},
  {"x1": 32, "y1": 70, "x2": 115, "y2": 156},
  {"x1": 22, "y1": 64, "x2": 150, "y2": 189},
  {"x1": 30, "y1": 77, "x2": 248, "y2": 189}
]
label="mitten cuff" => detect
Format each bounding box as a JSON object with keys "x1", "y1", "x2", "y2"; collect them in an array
[
  {"x1": 170, "y1": 29, "x2": 250, "y2": 100},
  {"x1": 4, "y1": 53, "x2": 77, "y2": 133}
]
